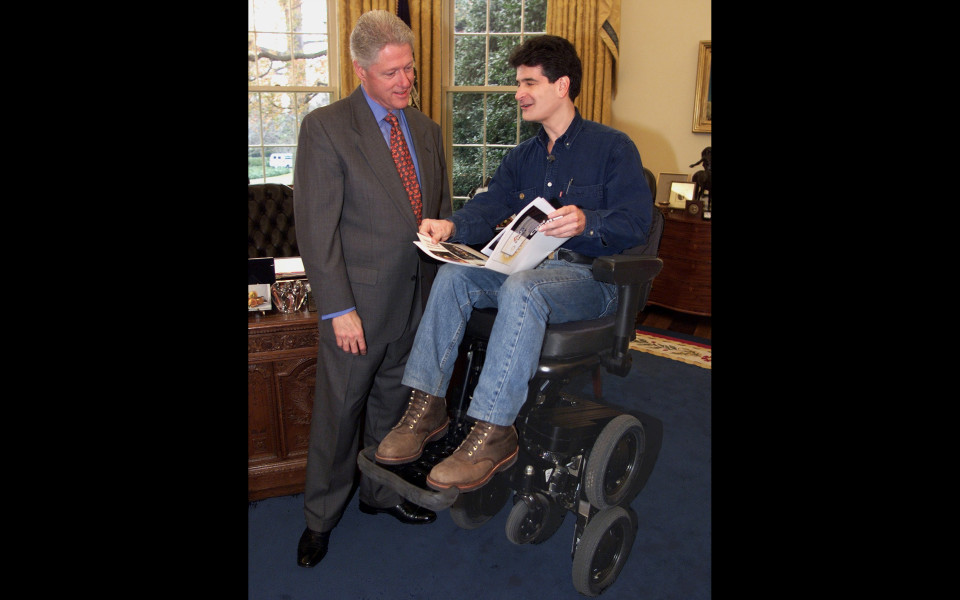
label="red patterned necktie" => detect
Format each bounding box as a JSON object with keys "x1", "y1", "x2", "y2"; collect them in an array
[{"x1": 384, "y1": 112, "x2": 422, "y2": 225}]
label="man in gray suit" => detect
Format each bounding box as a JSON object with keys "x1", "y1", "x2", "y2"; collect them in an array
[{"x1": 293, "y1": 10, "x2": 452, "y2": 568}]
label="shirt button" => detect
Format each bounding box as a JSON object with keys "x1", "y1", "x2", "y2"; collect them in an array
[{"x1": 519, "y1": 193, "x2": 525, "y2": 199}]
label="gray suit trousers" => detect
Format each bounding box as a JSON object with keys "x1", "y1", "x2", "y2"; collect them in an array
[{"x1": 302, "y1": 317, "x2": 419, "y2": 533}]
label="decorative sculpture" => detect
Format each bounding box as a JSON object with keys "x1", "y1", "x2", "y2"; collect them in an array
[{"x1": 690, "y1": 146, "x2": 711, "y2": 203}]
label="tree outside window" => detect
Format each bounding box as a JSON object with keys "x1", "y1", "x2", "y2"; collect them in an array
[
  {"x1": 248, "y1": 0, "x2": 337, "y2": 185},
  {"x1": 449, "y1": 0, "x2": 546, "y2": 210}
]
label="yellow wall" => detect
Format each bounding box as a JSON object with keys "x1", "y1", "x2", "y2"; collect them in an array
[{"x1": 611, "y1": 0, "x2": 711, "y2": 182}]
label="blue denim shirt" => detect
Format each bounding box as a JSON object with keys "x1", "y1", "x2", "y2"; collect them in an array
[{"x1": 449, "y1": 110, "x2": 653, "y2": 256}]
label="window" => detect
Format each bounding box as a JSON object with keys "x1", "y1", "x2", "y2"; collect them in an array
[
  {"x1": 248, "y1": 1, "x2": 545, "y2": 200},
  {"x1": 248, "y1": 0, "x2": 339, "y2": 185},
  {"x1": 446, "y1": 0, "x2": 547, "y2": 210}
]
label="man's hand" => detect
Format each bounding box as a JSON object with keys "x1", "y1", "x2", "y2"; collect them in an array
[
  {"x1": 537, "y1": 205, "x2": 585, "y2": 238},
  {"x1": 418, "y1": 218, "x2": 456, "y2": 244},
  {"x1": 332, "y1": 310, "x2": 366, "y2": 355}
]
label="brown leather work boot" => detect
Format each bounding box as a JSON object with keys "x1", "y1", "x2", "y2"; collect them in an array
[
  {"x1": 375, "y1": 389, "x2": 449, "y2": 465},
  {"x1": 426, "y1": 420, "x2": 518, "y2": 492}
]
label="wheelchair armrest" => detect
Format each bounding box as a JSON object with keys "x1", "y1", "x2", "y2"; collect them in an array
[
  {"x1": 591, "y1": 255, "x2": 664, "y2": 376},
  {"x1": 591, "y1": 254, "x2": 663, "y2": 287}
]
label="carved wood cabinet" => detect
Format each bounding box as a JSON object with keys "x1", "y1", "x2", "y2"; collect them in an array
[
  {"x1": 648, "y1": 207, "x2": 712, "y2": 316},
  {"x1": 248, "y1": 309, "x2": 318, "y2": 500}
]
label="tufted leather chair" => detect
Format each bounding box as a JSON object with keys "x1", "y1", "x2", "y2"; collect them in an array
[{"x1": 248, "y1": 183, "x2": 298, "y2": 258}]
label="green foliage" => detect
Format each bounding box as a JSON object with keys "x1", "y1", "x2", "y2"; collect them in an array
[
  {"x1": 450, "y1": 0, "x2": 546, "y2": 202},
  {"x1": 453, "y1": 146, "x2": 483, "y2": 197}
]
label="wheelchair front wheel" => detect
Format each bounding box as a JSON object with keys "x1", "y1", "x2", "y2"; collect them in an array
[
  {"x1": 583, "y1": 414, "x2": 646, "y2": 510},
  {"x1": 504, "y1": 492, "x2": 566, "y2": 545},
  {"x1": 449, "y1": 473, "x2": 512, "y2": 530},
  {"x1": 571, "y1": 505, "x2": 637, "y2": 597}
]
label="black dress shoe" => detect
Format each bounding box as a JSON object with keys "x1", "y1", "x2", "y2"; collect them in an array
[
  {"x1": 358, "y1": 499, "x2": 437, "y2": 524},
  {"x1": 297, "y1": 527, "x2": 330, "y2": 568}
]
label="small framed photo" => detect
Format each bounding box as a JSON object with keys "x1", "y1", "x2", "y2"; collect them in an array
[
  {"x1": 692, "y1": 40, "x2": 711, "y2": 133},
  {"x1": 656, "y1": 172, "x2": 689, "y2": 206},
  {"x1": 248, "y1": 283, "x2": 272, "y2": 311},
  {"x1": 669, "y1": 182, "x2": 696, "y2": 210}
]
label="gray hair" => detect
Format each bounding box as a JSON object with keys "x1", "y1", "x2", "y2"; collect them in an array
[{"x1": 349, "y1": 10, "x2": 415, "y2": 69}]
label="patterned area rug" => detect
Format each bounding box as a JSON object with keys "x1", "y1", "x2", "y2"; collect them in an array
[{"x1": 631, "y1": 329, "x2": 712, "y2": 369}]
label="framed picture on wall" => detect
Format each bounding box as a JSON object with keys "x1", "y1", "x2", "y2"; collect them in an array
[
  {"x1": 692, "y1": 41, "x2": 711, "y2": 133},
  {"x1": 656, "y1": 172, "x2": 689, "y2": 206}
]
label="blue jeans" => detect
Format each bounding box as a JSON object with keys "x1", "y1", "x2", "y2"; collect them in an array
[{"x1": 401, "y1": 259, "x2": 618, "y2": 426}]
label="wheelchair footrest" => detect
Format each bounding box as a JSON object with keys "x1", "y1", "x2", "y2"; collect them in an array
[
  {"x1": 357, "y1": 426, "x2": 470, "y2": 511},
  {"x1": 358, "y1": 446, "x2": 461, "y2": 511}
]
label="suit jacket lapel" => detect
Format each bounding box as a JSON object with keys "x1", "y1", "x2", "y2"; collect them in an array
[{"x1": 348, "y1": 89, "x2": 419, "y2": 229}]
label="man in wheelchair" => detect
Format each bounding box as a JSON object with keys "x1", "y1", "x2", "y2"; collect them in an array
[{"x1": 374, "y1": 35, "x2": 654, "y2": 495}]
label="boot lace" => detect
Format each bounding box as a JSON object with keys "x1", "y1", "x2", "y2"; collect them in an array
[
  {"x1": 397, "y1": 390, "x2": 431, "y2": 430},
  {"x1": 457, "y1": 421, "x2": 494, "y2": 457}
]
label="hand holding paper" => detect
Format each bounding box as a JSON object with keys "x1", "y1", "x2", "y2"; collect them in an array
[
  {"x1": 413, "y1": 197, "x2": 571, "y2": 275},
  {"x1": 418, "y1": 218, "x2": 455, "y2": 244},
  {"x1": 536, "y1": 205, "x2": 585, "y2": 238}
]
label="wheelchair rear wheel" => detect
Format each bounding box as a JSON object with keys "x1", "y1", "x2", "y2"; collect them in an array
[
  {"x1": 583, "y1": 414, "x2": 646, "y2": 510},
  {"x1": 571, "y1": 505, "x2": 638, "y2": 597},
  {"x1": 449, "y1": 473, "x2": 512, "y2": 530},
  {"x1": 504, "y1": 492, "x2": 566, "y2": 545}
]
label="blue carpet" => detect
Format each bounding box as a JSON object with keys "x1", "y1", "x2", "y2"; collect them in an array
[{"x1": 248, "y1": 347, "x2": 711, "y2": 599}]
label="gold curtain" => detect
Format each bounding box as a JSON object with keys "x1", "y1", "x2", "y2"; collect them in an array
[
  {"x1": 337, "y1": 1, "x2": 441, "y2": 121},
  {"x1": 338, "y1": 0, "x2": 397, "y2": 99},
  {"x1": 546, "y1": 0, "x2": 621, "y2": 125},
  {"x1": 407, "y1": 1, "x2": 441, "y2": 120}
]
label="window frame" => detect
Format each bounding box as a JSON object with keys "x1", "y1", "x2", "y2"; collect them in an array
[
  {"x1": 248, "y1": 0, "x2": 341, "y2": 185},
  {"x1": 440, "y1": 0, "x2": 546, "y2": 209}
]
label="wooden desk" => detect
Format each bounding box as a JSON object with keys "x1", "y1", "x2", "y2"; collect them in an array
[
  {"x1": 648, "y1": 207, "x2": 711, "y2": 316},
  {"x1": 248, "y1": 308, "x2": 318, "y2": 500}
]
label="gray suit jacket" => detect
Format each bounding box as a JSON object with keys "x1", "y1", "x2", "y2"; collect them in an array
[{"x1": 294, "y1": 87, "x2": 452, "y2": 344}]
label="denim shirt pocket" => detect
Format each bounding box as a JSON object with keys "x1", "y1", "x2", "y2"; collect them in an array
[
  {"x1": 514, "y1": 187, "x2": 538, "y2": 205},
  {"x1": 563, "y1": 182, "x2": 603, "y2": 209}
]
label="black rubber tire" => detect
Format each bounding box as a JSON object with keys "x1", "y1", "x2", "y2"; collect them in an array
[
  {"x1": 504, "y1": 493, "x2": 566, "y2": 545},
  {"x1": 571, "y1": 505, "x2": 637, "y2": 597},
  {"x1": 449, "y1": 475, "x2": 512, "y2": 529},
  {"x1": 583, "y1": 414, "x2": 646, "y2": 510}
]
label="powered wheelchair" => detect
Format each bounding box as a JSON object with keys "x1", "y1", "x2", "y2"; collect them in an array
[{"x1": 358, "y1": 181, "x2": 665, "y2": 597}]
